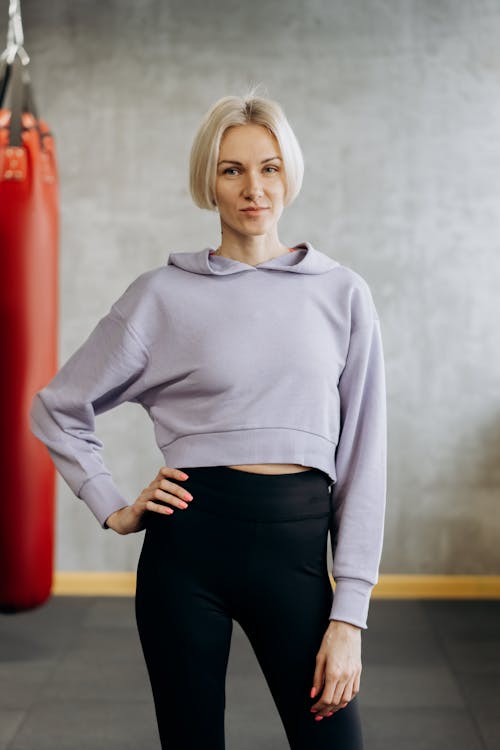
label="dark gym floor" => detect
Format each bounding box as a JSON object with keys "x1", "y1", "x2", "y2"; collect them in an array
[{"x1": 0, "y1": 596, "x2": 498, "y2": 749}]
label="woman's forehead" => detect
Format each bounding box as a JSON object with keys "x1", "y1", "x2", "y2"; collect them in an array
[{"x1": 219, "y1": 124, "x2": 279, "y2": 157}]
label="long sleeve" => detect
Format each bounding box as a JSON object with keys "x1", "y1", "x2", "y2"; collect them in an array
[
  {"x1": 29, "y1": 306, "x2": 151, "y2": 528},
  {"x1": 329, "y1": 300, "x2": 387, "y2": 629}
]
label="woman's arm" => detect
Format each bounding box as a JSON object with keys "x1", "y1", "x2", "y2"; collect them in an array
[
  {"x1": 308, "y1": 280, "x2": 386, "y2": 718},
  {"x1": 29, "y1": 306, "x2": 150, "y2": 528},
  {"x1": 329, "y1": 283, "x2": 387, "y2": 630}
]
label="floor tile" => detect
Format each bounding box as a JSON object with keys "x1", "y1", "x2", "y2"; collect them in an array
[
  {"x1": 52, "y1": 626, "x2": 145, "y2": 665},
  {"x1": 423, "y1": 600, "x2": 500, "y2": 638},
  {"x1": 455, "y1": 672, "x2": 500, "y2": 714},
  {"x1": 366, "y1": 600, "x2": 434, "y2": 633},
  {"x1": 0, "y1": 597, "x2": 90, "y2": 660},
  {"x1": 81, "y1": 597, "x2": 137, "y2": 630},
  {"x1": 0, "y1": 710, "x2": 25, "y2": 750},
  {"x1": 359, "y1": 665, "x2": 465, "y2": 708},
  {"x1": 0, "y1": 661, "x2": 57, "y2": 710},
  {"x1": 362, "y1": 706, "x2": 484, "y2": 750},
  {"x1": 7, "y1": 700, "x2": 158, "y2": 750},
  {"x1": 1, "y1": 597, "x2": 498, "y2": 749},
  {"x1": 440, "y1": 636, "x2": 500, "y2": 674},
  {"x1": 475, "y1": 715, "x2": 500, "y2": 750},
  {"x1": 42, "y1": 658, "x2": 152, "y2": 701},
  {"x1": 362, "y1": 628, "x2": 445, "y2": 667}
]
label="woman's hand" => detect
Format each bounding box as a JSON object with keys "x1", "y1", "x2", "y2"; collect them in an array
[
  {"x1": 309, "y1": 619, "x2": 362, "y2": 720},
  {"x1": 104, "y1": 466, "x2": 193, "y2": 535}
]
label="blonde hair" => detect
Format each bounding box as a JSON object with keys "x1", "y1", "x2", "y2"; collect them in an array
[{"x1": 189, "y1": 85, "x2": 304, "y2": 211}]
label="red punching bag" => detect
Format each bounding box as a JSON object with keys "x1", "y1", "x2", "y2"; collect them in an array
[{"x1": 0, "y1": 6, "x2": 59, "y2": 612}]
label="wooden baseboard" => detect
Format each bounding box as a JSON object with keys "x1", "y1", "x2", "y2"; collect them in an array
[
  {"x1": 52, "y1": 572, "x2": 500, "y2": 598},
  {"x1": 370, "y1": 575, "x2": 500, "y2": 598},
  {"x1": 53, "y1": 572, "x2": 136, "y2": 596}
]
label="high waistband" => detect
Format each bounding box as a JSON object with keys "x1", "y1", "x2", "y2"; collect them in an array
[{"x1": 174, "y1": 465, "x2": 332, "y2": 522}]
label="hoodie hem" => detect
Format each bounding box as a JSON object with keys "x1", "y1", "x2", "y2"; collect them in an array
[{"x1": 159, "y1": 428, "x2": 337, "y2": 483}]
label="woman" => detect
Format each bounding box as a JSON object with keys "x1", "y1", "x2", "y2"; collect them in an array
[{"x1": 30, "y1": 89, "x2": 387, "y2": 749}]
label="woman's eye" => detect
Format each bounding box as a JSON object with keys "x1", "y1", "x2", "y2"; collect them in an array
[{"x1": 222, "y1": 166, "x2": 279, "y2": 175}]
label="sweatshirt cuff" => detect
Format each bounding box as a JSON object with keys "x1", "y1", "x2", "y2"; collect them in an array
[
  {"x1": 329, "y1": 577, "x2": 375, "y2": 630},
  {"x1": 78, "y1": 473, "x2": 131, "y2": 529}
]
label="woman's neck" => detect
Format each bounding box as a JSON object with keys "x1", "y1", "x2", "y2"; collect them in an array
[{"x1": 214, "y1": 237, "x2": 291, "y2": 266}]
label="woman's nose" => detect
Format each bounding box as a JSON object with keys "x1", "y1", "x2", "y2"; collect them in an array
[{"x1": 243, "y1": 172, "x2": 264, "y2": 198}]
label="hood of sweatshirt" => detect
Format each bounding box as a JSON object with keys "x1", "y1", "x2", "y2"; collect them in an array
[{"x1": 167, "y1": 241, "x2": 339, "y2": 276}]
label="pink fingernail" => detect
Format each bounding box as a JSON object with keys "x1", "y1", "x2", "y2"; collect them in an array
[
  {"x1": 310, "y1": 687, "x2": 317, "y2": 698},
  {"x1": 315, "y1": 716, "x2": 324, "y2": 721}
]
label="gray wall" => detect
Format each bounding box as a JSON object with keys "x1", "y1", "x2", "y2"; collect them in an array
[{"x1": 7, "y1": 0, "x2": 500, "y2": 573}]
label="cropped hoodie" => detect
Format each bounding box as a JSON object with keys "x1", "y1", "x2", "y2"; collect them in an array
[{"x1": 29, "y1": 241, "x2": 387, "y2": 629}]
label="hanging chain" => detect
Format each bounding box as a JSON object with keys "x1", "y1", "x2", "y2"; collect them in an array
[{"x1": 1, "y1": 0, "x2": 30, "y2": 65}]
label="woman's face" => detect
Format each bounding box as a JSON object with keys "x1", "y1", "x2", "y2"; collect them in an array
[{"x1": 214, "y1": 123, "x2": 286, "y2": 240}]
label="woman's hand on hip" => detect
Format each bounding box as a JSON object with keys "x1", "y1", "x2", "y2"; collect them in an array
[
  {"x1": 309, "y1": 619, "x2": 362, "y2": 720},
  {"x1": 104, "y1": 466, "x2": 194, "y2": 534}
]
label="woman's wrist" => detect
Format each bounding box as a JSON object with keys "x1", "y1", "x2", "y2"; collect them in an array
[
  {"x1": 328, "y1": 619, "x2": 361, "y2": 632},
  {"x1": 104, "y1": 511, "x2": 117, "y2": 532},
  {"x1": 105, "y1": 507, "x2": 126, "y2": 533},
  {"x1": 105, "y1": 504, "x2": 146, "y2": 534}
]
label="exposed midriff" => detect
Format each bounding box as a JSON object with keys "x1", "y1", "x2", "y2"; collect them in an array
[{"x1": 226, "y1": 463, "x2": 313, "y2": 474}]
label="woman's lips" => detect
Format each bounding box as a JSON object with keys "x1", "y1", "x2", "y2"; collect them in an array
[{"x1": 241, "y1": 207, "x2": 269, "y2": 213}]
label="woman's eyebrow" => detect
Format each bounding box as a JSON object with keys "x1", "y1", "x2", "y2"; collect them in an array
[{"x1": 217, "y1": 156, "x2": 282, "y2": 166}]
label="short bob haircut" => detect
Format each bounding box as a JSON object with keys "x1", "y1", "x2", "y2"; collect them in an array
[{"x1": 189, "y1": 86, "x2": 304, "y2": 211}]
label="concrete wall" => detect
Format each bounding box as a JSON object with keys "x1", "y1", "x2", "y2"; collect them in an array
[{"x1": 6, "y1": 0, "x2": 500, "y2": 573}]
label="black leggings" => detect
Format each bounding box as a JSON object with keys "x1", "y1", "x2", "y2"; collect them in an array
[{"x1": 135, "y1": 465, "x2": 363, "y2": 749}]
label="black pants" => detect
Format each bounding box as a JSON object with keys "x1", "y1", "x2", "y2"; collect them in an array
[{"x1": 135, "y1": 466, "x2": 363, "y2": 749}]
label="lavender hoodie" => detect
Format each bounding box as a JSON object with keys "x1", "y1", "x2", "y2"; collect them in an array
[{"x1": 29, "y1": 241, "x2": 387, "y2": 629}]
